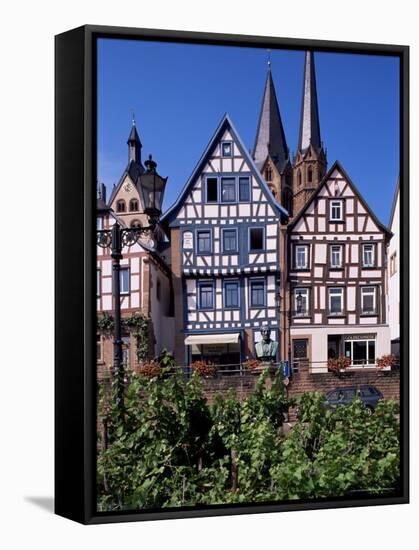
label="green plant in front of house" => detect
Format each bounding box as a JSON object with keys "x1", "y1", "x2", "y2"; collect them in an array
[
  {"x1": 97, "y1": 371, "x2": 400, "y2": 511},
  {"x1": 97, "y1": 311, "x2": 151, "y2": 362}
]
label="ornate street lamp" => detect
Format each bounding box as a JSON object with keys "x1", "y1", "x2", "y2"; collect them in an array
[{"x1": 96, "y1": 155, "x2": 167, "y2": 416}]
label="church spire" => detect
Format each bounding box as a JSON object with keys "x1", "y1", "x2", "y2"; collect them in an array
[
  {"x1": 253, "y1": 64, "x2": 289, "y2": 172},
  {"x1": 298, "y1": 51, "x2": 321, "y2": 152},
  {"x1": 292, "y1": 51, "x2": 327, "y2": 216},
  {"x1": 127, "y1": 115, "x2": 142, "y2": 165}
]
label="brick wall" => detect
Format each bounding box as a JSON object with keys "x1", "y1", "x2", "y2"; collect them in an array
[
  {"x1": 199, "y1": 366, "x2": 400, "y2": 406},
  {"x1": 288, "y1": 363, "x2": 400, "y2": 402}
]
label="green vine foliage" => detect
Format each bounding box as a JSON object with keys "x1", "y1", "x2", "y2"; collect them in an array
[
  {"x1": 97, "y1": 373, "x2": 400, "y2": 511},
  {"x1": 97, "y1": 311, "x2": 150, "y2": 361}
]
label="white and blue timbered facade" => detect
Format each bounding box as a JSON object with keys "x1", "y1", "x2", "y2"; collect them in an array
[{"x1": 163, "y1": 114, "x2": 288, "y2": 366}]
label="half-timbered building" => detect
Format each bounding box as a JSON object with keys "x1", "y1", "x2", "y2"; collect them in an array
[
  {"x1": 388, "y1": 179, "x2": 400, "y2": 358},
  {"x1": 287, "y1": 161, "x2": 392, "y2": 372},
  {"x1": 162, "y1": 114, "x2": 288, "y2": 368},
  {"x1": 96, "y1": 124, "x2": 174, "y2": 378}
]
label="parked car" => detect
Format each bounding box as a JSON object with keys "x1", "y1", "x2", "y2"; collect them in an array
[{"x1": 324, "y1": 385, "x2": 383, "y2": 414}]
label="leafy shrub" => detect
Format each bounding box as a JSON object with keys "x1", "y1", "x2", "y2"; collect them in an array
[{"x1": 97, "y1": 371, "x2": 400, "y2": 511}]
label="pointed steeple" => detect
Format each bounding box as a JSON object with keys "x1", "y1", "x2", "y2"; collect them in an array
[
  {"x1": 127, "y1": 115, "x2": 142, "y2": 165},
  {"x1": 253, "y1": 64, "x2": 289, "y2": 172},
  {"x1": 298, "y1": 51, "x2": 321, "y2": 152}
]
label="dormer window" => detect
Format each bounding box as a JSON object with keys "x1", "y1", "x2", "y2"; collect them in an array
[
  {"x1": 129, "y1": 198, "x2": 139, "y2": 212},
  {"x1": 330, "y1": 199, "x2": 343, "y2": 221},
  {"x1": 221, "y1": 141, "x2": 232, "y2": 157},
  {"x1": 116, "y1": 199, "x2": 126, "y2": 213}
]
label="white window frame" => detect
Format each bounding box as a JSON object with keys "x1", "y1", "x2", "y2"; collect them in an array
[
  {"x1": 361, "y1": 286, "x2": 376, "y2": 314},
  {"x1": 120, "y1": 267, "x2": 130, "y2": 295},
  {"x1": 344, "y1": 338, "x2": 376, "y2": 367},
  {"x1": 294, "y1": 244, "x2": 309, "y2": 269},
  {"x1": 328, "y1": 287, "x2": 344, "y2": 315},
  {"x1": 330, "y1": 244, "x2": 343, "y2": 268},
  {"x1": 362, "y1": 243, "x2": 375, "y2": 267},
  {"x1": 294, "y1": 287, "x2": 309, "y2": 316},
  {"x1": 330, "y1": 199, "x2": 343, "y2": 221}
]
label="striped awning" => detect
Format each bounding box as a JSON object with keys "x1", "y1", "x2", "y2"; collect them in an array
[{"x1": 184, "y1": 333, "x2": 240, "y2": 346}]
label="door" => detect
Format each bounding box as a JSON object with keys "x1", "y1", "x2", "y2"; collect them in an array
[{"x1": 292, "y1": 338, "x2": 309, "y2": 372}]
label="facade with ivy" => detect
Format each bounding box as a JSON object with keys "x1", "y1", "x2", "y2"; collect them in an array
[{"x1": 96, "y1": 127, "x2": 174, "y2": 379}]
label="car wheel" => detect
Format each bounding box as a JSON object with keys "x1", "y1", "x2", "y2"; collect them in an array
[{"x1": 365, "y1": 405, "x2": 374, "y2": 416}]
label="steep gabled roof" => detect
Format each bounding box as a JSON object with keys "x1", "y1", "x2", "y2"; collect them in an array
[
  {"x1": 388, "y1": 176, "x2": 400, "y2": 229},
  {"x1": 161, "y1": 113, "x2": 289, "y2": 225},
  {"x1": 288, "y1": 160, "x2": 392, "y2": 238},
  {"x1": 253, "y1": 66, "x2": 289, "y2": 173},
  {"x1": 107, "y1": 160, "x2": 144, "y2": 205},
  {"x1": 298, "y1": 51, "x2": 322, "y2": 153}
]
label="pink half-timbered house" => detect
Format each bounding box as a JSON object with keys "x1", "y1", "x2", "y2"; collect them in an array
[{"x1": 287, "y1": 161, "x2": 392, "y2": 373}]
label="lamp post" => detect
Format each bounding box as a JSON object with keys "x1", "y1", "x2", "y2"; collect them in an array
[{"x1": 96, "y1": 155, "x2": 167, "y2": 415}]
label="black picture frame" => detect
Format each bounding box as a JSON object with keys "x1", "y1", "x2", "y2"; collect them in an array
[{"x1": 55, "y1": 24, "x2": 409, "y2": 525}]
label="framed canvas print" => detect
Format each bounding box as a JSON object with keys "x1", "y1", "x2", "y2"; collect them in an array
[{"x1": 55, "y1": 25, "x2": 409, "y2": 524}]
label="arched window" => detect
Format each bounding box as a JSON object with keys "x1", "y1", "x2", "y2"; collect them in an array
[
  {"x1": 130, "y1": 219, "x2": 142, "y2": 229},
  {"x1": 297, "y1": 169, "x2": 302, "y2": 188},
  {"x1": 307, "y1": 166, "x2": 313, "y2": 183},
  {"x1": 116, "y1": 199, "x2": 126, "y2": 213},
  {"x1": 265, "y1": 167, "x2": 272, "y2": 182},
  {"x1": 129, "y1": 198, "x2": 139, "y2": 212}
]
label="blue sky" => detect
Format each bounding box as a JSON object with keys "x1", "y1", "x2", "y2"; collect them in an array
[{"x1": 97, "y1": 39, "x2": 399, "y2": 225}]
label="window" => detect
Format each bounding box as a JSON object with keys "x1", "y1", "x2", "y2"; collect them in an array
[
  {"x1": 221, "y1": 177, "x2": 236, "y2": 202},
  {"x1": 294, "y1": 244, "x2": 309, "y2": 269},
  {"x1": 221, "y1": 141, "x2": 232, "y2": 157},
  {"x1": 390, "y1": 252, "x2": 397, "y2": 276},
  {"x1": 130, "y1": 219, "x2": 142, "y2": 228},
  {"x1": 361, "y1": 286, "x2": 376, "y2": 314},
  {"x1": 265, "y1": 167, "x2": 272, "y2": 182},
  {"x1": 330, "y1": 244, "x2": 343, "y2": 268},
  {"x1": 96, "y1": 335, "x2": 102, "y2": 361},
  {"x1": 239, "y1": 177, "x2": 250, "y2": 202},
  {"x1": 250, "y1": 280, "x2": 265, "y2": 307},
  {"x1": 96, "y1": 269, "x2": 101, "y2": 297},
  {"x1": 297, "y1": 169, "x2": 302, "y2": 188},
  {"x1": 97, "y1": 216, "x2": 103, "y2": 230},
  {"x1": 224, "y1": 281, "x2": 239, "y2": 308},
  {"x1": 362, "y1": 243, "x2": 375, "y2": 267},
  {"x1": 116, "y1": 199, "x2": 126, "y2": 213},
  {"x1": 120, "y1": 267, "x2": 130, "y2": 294},
  {"x1": 293, "y1": 338, "x2": 308, "y2": 360},
  {"x1": 249, "y1": 227, "x2": 264, "y2": 251},
  {"x1": 129, "y1": 198, "x2": 139, "y2": 212},
  {"x1": 344, "y1": 338, "x2": 376, "y2": 366},
  {"x1": 294, "y1": 288, "x2": 309, "y2": 316},
  {"x1": 330, "y1": 200, "x2": 343, "y2": 221},
  {"x1": 329, "y1": 287, "x2": 344, "y2": 315},
  {"x1": 307, "y1": 166, "x2": 313, "y2": 183},
  {"x1": 197, "y1": 230, "x2": 211, "y2": 253},
  {"x1": 206, "y1": 177, "x2": 218, "y2": 202},
  {"x1": 199, "y1": 283, "x2": 214, "y2": 309},
  {"x1": 222, "y1": 229, "x2": 237, "y2": 253}
]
